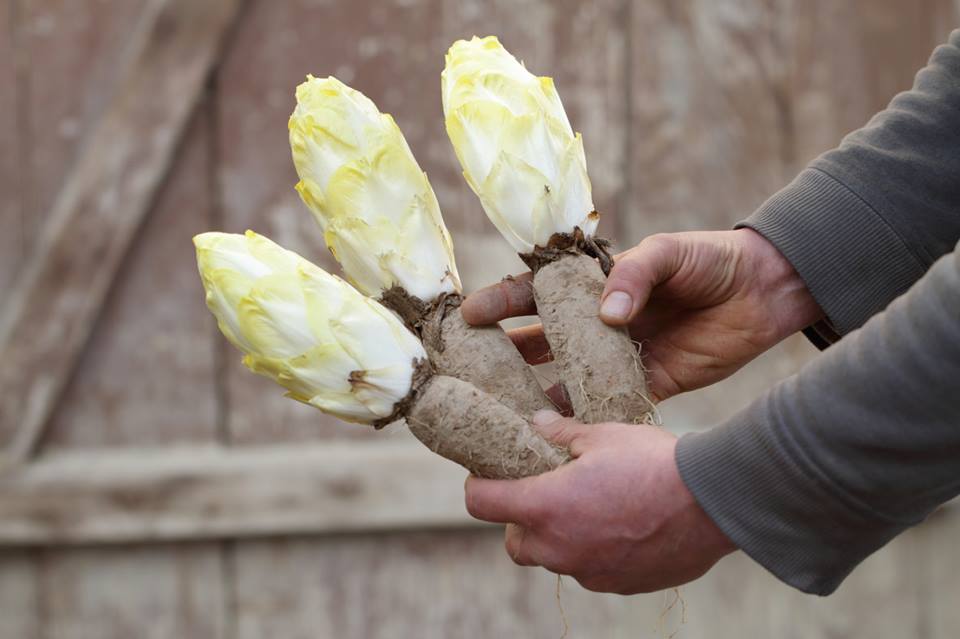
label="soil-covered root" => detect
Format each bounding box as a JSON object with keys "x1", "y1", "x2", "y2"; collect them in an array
[
  {"x1": 405, "y1": 375, "x2": 570, "y2": 479},
  {"x1": 420, "y1": 304, "x2": 553, "y2": 419},
  {"x1": 381, "y1": 286, "x2": 554, "y2": 420},
  {"x1": 533, "y1": 252, "x2": 652, "y2": 424}
]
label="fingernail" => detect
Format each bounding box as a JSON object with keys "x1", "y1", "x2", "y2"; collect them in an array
[
  {"x1": 600, "y1": 291, "x2": 633, "y2": 322},
  {"x1": 533, "y1": 409, "x2": 562, "y2": 426}
]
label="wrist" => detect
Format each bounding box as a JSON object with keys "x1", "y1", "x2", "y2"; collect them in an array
[{"x1": 736, "y1": 227, "x2": 823, "y2": 338}]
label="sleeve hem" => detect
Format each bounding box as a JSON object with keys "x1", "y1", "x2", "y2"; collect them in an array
[{"x1": 736, "y1": 168, "x2": 927, "y2": 336}]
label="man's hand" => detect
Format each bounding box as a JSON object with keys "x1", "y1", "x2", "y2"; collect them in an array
[
  {"x1": 465, "y1": 411, "x2": 736, "y2": 594},
  {"x1": 461, "y1": 228, "x2": 823, "y2": 403}
]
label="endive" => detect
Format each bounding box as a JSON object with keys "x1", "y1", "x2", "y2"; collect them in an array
[
  {"x1": 194, "y1": 230, "x2": 567, "y2": 478},
  {"x1": 194, "y1": 230, "x2": 424, "y2": 424},
  {"x1": 442, "y1": 36, "x2": 653, "y2": 425},
  {"x1": 288, "y1": 75, "x2": 551, "y2": 418},
  {"x1": 289, "y1": 75, "x2": 460, "y2": 302},
  {"x1": 442, "y1": 35, "x2": 598, "y2": 254}
]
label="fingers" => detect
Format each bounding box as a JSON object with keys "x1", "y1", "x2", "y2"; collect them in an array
[
  {"x1": 506, "y1": 324, "x2": 552, "y2": 364},
  {"x1": 531, "y1": 411, "x2": 592, "y2": 457},
  {"x1": 461, "y1": 272, "x2": 536, "y2": 325},
  {"x1": 600, "y1": 234, "x2": 683, "y2": 326},
  {"x1": 464, "y1": 475, "x2": 541, "y2": 525},
  {"x1": 504, "y1": 523, "x2": 568, "y2": 571},
  {"x1": 504, "y1": 524, "x2": 539, "y2": 566}
]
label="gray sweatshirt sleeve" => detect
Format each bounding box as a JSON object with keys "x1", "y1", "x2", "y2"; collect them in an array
[
  {"x1": 675, "y1": 30, "x2": 960, "y2": 595},
  {"x1": 740, "y1": 29, "x2": 960, "y2": 346},
  {"x1": 676, "y1": 246, "x2": 960, "y2": 595}
]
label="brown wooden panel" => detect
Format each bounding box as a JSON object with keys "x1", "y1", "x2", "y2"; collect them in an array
[
  {"x1": 917, "y1": 508, "x2": 960, "y2": 636},
  {"x1": 42, "y1": 113, "x2": 218, "y2": 449},
  {"x1": 0, "y1": 0, "x2": 21, "y2": 298},
  {"x1": 231, "y1": 518, "x2": 954, "y2": 639},
  {"x1": 36, "y1": 543, "x2": 224, "y2": 639},
  {"x1": 19, "y1": 0, "x2": 147, "y2": 247},
  {"x1": 0, "y1": 4, "x2": 235, "y2": 635},
  {"x1": 0, "y1": 0, "x2": 243, "y2": 462},
  {"x1": 785, "y1": 0, "x2": 957, "y2": 170},
  {"x1": 625, "y1": 0, "x2": 791, "y2": 241},
  {"x1": 232, "y1": 529, "x2": 667, "y2": 639},
  {"x1": 0, "y1": 443, "x2": 472, "y2": 545},
  {"x1": 215, "y1": 0, "x2": 629, "y2": 444},
  {"x1": 0, "y1": 551, "x2": 40, "y2": 639}
]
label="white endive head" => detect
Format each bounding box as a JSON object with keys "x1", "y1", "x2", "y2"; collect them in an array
[
  {"x1": 194, "y1": 230, "x2": 427, "y2": 424},
  {"x1": 289, "y1": 75, "x2": 462, "y2": 302},
  {"x1": 442, "y1": 36, "x2": 598, "y2": 254}
]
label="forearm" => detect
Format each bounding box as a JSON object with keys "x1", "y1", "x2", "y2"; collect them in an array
[
  {"x1": 676, "y1": 244, "x2": 960, "y2": 595},
  {"x1": 740, "y1": 30, "x2": 960, "y2": 340}
]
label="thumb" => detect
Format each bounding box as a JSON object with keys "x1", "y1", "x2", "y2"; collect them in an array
[
  {"x1": 531, "y1": 410, "x2": 591, "y2": 457},
  {"x1": 600, "y1": 234, "x2": 682, "y2": 326}
]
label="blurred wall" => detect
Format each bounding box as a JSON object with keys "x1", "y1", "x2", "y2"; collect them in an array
[{"x1": 0, "y1": 1, "x2": 958, "y2": 637}]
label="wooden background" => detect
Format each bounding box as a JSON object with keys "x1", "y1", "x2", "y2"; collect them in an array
[{"x1": 0, "y1": 1, "x2": 958, "y2": 637}]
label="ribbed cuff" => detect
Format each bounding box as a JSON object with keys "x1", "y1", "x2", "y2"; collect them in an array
[
  {"x1": 675, "y1": 410, "x2": 912, "y2": 596},
  {"x1": 737, "y1": 168, "x2": 927, "y2": 337}
]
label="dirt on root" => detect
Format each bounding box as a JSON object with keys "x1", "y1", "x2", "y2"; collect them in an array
[
  {"x1": 406, "y1": 375, "x2": 569, "y2": 479},
  {"x1": 380, "y1": 286, "x2": 553, "y2": 419},
  {"x1": 532, "y1": 251, "x2": 654, "y2": 425}
]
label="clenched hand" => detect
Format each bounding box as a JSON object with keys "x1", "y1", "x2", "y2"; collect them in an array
[
  {"x1": 461, "y1": 228, "x2": 822, "y2": 403},
  {"x1": 465, "y1": 411, "x2": 736, "y2": 594}
]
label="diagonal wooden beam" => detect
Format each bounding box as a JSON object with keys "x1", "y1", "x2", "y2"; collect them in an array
[{"x1": 0, "y1": 0, "x2": 243, "y2": 467}]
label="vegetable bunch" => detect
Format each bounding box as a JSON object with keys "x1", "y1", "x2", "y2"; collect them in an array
[{"x1": 194, "y1": 35, "x2": 652, "y2": 480}]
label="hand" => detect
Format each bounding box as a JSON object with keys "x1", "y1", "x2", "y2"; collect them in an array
[
  {"x1": 465, "y1": 411, "x2": 736, "y2": 594},
  {"x1": 461, "y1": 229, "x2": 823, "y2": 403}
]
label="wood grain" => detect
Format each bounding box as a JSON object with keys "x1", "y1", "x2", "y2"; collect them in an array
[
  {"x1": 42, "y1": 111, "x2": 218, "y2": 450},
  {"x1": 0, "y1": 551, "x2": 41, "y2": 639},
  {"x1": 19, "y1": 0, "x2": 148, "y2": 243},
  {"x1": 626, "y1": 0, "x2": 791, "y2": 241},
  {"x1": 784, "y1": 0, "x2": 957, "y2": 170},
  {"x1": 232, "y1": 529, "x2": 664, "y2": 639},
  {"x1": 230, "y1": 516, "x2": 959, "y2": 639},
  {"x1": 0, "y1": 0, "x2": 242, "y2": 464},
  {"x1": 35, "y1": 544, "x2": 224, "y2": 639},
  {"x1": 0, "y1": 443, "x2": 472, "y2": 545},
  {"x1": 917, "y1": 508, "x2": 960, "y2": 637},
  {"x1": 0, "y1": 1, "x2": 21, "y2": 299}
]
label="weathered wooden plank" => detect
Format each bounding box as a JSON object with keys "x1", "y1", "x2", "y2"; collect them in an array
[
  {"x1": 0, "y1": 0, "x2": 243, "y2": 465},
  {"x1": 42, "y1": 109, "x2": 218, "y2": 450},
  {"x1": 916, "y1": 508, "x2": 960, "y2": 637},
  {"x1": 0, "y1": 442, "x2": 474, "y2": 545},
  {"x1": 36, "y1": 544, "x2": 224, "y2": 639},
  {"x1": 0, "y1": 550, "x2": 41, "y2": 639},
  {"x1": 232, "y1": 517, "x2": 957, "y2": 639},
  {"x1": 19, "y1": 0, "x2": 148, "y2": 241},
  {"x1": 0, "y1": 0, "x2": 21, "y2": 299},
  {"x1": 626, "y1": 0, "x2": 790, "y2": 241},
  {"x1": 785, "y1": 0, "x2": 956, "y2": 171},
  {"x1": 232, "y1": 529, "x2": 665, "y2": 639}
]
